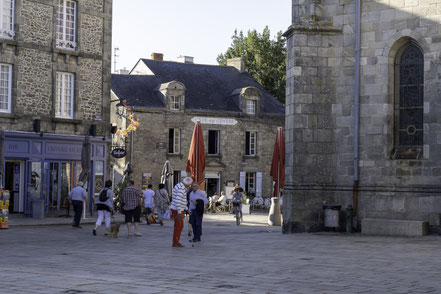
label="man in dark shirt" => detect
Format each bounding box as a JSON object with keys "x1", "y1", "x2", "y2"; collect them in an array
[{"x1": 122, "y1": 179, "x2": 142, "y2": 237}]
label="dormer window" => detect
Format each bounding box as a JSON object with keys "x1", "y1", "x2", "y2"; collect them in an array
[
  {"x1": 246, "y1": 100, "x2": 256, "y2": 115},
  {"x1": 0, "y1": 0, "x2": 15, "y2": 39},
  {"x1": 170, "y1": 95, "x2": 181, "y2": 110}
]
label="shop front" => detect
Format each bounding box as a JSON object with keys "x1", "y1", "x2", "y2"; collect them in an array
[{"x1": 3, "y1": 132, "x2": 107, "y2": 216}]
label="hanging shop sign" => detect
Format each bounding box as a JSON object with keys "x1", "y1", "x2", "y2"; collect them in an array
[{"x1": 111, "y1": 148, "x2": 126, "y2": 158}]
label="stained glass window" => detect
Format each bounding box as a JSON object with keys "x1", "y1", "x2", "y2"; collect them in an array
[{"x1": 398, "y1": 43, "x2": 423, "y2": 147}]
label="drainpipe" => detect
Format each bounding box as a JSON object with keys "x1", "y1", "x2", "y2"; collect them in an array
[{"x1": 353, "y1": 0, "x2": 361, "y2": 216}]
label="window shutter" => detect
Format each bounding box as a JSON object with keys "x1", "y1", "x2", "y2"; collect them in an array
[
  {"x1": 245, "y1": 132, "x2": 250, "y2": 155},
  {"x1": 169, "y1": 129, "x2": 174, "y2": 153},
  {"x1": 240, "y1": 171, "x2": 245, "y2": 189},
  {"x1": 256, "y1": 172, "x2": 262, "y2": 197}
]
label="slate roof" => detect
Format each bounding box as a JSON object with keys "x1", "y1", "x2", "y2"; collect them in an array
[{"x1": 111, "y1": 59, "x2": 285, "y2": 116}]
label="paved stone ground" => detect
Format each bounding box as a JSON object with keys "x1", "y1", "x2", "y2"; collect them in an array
[{"x1": 2, "y1": 212, "x2": 441, "y2": 294}]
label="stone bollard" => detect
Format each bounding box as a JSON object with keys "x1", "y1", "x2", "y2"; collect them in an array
[{"x1": 268, "y1": 197, "x2": 282, "y2": 226}]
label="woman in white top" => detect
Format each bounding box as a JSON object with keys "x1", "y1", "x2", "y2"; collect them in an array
[{"x1": 93, "y1": 180, "x2": 114, "y2": 236}]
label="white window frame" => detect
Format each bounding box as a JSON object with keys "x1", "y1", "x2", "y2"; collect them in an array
[
  {"x1": 207, "y1": 130, "x2": 219, "y2": 155},
  {"x1": 0, "y1": 63, "x2": 12, "y2": 113},
  {"x1": 246, "y1": 131, "x2": 257, "y2": 156},
  {"x1": 0, "y1": 0, "x2": 14, "y2": 39},
  {"x1": 246, "y1": 99, "x2": 256, "y2": 115},
  {"x1": 169, "y1": 128, "x2": 181, "y2": 154},
  {"x1": 246, "y1": 172, "x2": 255, "y2": 194},
  {"x1": 55, "y1": 72, "x2": 74, "y2": 119},
  {"x1": 56, "y1": 0, "x2": 77, "y2": 50},
  {"x1": 170, "y1": 95, "x2": 180, "y2": 110}
]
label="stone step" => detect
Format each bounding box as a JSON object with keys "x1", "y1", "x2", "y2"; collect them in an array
[{"x1": 361, "y1": 218, "x2": 429, "y2": 237}]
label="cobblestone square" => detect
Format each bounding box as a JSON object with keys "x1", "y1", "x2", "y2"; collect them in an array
[{"x1": 2, "y1": 213, "x2": 440, "y2": 293}]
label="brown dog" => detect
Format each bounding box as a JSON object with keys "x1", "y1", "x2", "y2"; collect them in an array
[{"x1": 108, "y1": 223, "x2": 121, "y2": 238}]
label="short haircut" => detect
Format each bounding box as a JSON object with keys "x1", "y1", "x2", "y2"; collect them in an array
[
  {"x1": 148, "y1": 184, "x2": 152, "y2": 189},
  {"x1": 105, "y1": 180, "x2": 112, "y2": 188},
  {"x1": 128, "y1": 179, "x2": 135, "y2": 185},
  {"x1": 182, "y1": 177, "x2": 193, "y2": 186}
]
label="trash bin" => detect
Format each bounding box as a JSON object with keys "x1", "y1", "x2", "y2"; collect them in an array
[
  {"x1": 323, "y1": 205, "x2": 341, "y2": 228},
  {"x1": 32, "y1": 199, "x2": 45, "y2": 219}
]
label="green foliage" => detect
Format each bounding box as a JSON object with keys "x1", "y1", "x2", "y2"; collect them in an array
[{"x1": 217, "y1": 27, "x2": 286, "y2": 104}]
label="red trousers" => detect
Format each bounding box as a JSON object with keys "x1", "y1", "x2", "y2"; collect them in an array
[{"x1": 171, "y1": 209, "x2": 184, "y2": 246}]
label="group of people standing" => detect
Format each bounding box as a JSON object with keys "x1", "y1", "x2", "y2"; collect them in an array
[{"x1": 69, "y1": 176, "x2": 230, "y2": 248}]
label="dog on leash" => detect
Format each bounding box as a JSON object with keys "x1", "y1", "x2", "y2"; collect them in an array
[{"x1": 108, "y1": 223, "x2": 121, "y2": 238}]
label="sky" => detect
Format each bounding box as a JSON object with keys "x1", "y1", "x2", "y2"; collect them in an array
[{"x1": 111, "y1": 0, "x2": 292, "y2": 73}]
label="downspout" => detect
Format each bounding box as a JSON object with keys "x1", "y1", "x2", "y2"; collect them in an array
[{"x1": 353, "y1": 0, "x2": 361, "y2": 216}]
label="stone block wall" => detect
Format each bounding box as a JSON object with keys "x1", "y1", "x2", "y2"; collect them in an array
[
  {"x1": 284, "y1": 0, "x2": 441, "y2": 233},
  {"x1": 0, "y1": 0, "x2": 112, "y2": 138},
  {"x1": 122, "y1": 110, "x2": 283, "y2": 198}
]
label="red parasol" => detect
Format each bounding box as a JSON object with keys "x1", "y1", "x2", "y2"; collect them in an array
[
  {"x1": 186, "y1": 121, "x2": 206, "y2": 187},
  {"x1": 270, "y1": 127, "x2": 285, "y2": 197}
]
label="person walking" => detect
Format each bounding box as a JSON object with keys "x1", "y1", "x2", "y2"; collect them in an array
[
  {"x1": 143, "y1": 184, "x2": 155, "y2": 224},
  {"x1": 170, "y1": 177, "x2": 193, "y2": 247},
  {"x1": 93, "y1": 180, "x2": 114, "y2": 236},
  {"x1": 122, "y1": 179, "x2": 142, "y2": 237},
  {"x1": 69, "y1": 181, "x2": 86, "y2": 228},
  {"x1": 188, "y1": 182, "x2": 208, "y2": 243},
  {"x1": 154, "y1": 183, "x2": 169, "y2": 226}
]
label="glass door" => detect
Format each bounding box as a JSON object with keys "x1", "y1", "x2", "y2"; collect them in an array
[
  {"x1": 47, "y1": 162, "x2": 60, "y2": 214},
  {"x1": 25, "y1": 161, "x2": 43, "y2": 215}
]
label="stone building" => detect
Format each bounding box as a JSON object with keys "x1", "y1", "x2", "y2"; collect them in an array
[
  {"x1": 283, "y1": 0, "x2": 441, "y2": 234},
  {"x1": 110, "y1": 55, "x2": 284, "y2": 199},
  {"x1": 0, "y1": 0, "x2": 112, "y2": 216}
]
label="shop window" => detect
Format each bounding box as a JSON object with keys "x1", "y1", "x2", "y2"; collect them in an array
[
  {"x1": 245, "y1": 131, "x2": 257, "y2": 156},
  {"x1": 208, "y1": 130, "x2": 219, "y2": 155},
  {"x1": 0, "y1": 0, "x2": 14, "y2": 39},
  {"x1": 393, "y1": 42, "x2": 424, "y2": 159},
  {"x1": 55, "y1": 72, "x2": 74, "y2": 119},
  {"x1": 169, "y1": 128, "x2": 180, "y2": 154},
  {"x1": 56, "y1": 0, "x2": 77, "y2": 50},
  {"x1": 170, "y1": 95, "x2": 181, "y2": 110},
  {"x1": 0, "y1": 63, "x2": 12, "y2": 113},
  {"x1": 246, "y1": 100, "x2": 256, "y2": 115}
]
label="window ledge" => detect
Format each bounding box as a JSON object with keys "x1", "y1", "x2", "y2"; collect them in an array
[
  {"x1": 51, "y1": 117, "x2": 82, "y2": 124},
  {"x1": 391, "y1": 147, "x2": 423, "y2": 160},
  {"x1": 54, "y1": 46, "x2": 80, "y2": 56},
  {"x1": 166, "y1": 153, "x2": 183, "y2": 159},
  {"x1": 0, "y1": 112, "x2": 20, "y2": 118},
  {"x1": 243, "y1": 155, "x2": 259, "y2": 160},
  {"x1": 207, "y1": 154, "x2": 221, "y2": 158}
]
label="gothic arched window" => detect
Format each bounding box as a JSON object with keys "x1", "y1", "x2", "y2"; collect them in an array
[{"x1": 394, "y1": 43, "x2": 424, "y2": 158}]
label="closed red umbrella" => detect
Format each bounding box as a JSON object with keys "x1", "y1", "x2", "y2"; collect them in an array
[
  {"x1": 186, "y1": 121, "x2": 205, "y2": 186},
  {"x1": 270, "y1": 127, "x2": 285, "y2": 197}
]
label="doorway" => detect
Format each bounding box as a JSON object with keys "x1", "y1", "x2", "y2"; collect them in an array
[
  {"x1": 205, "y1": 178, "x2": 219, "y2": 198},
  {"x1": 5, "y1": 161, "x2": 24, "y2": 214}
]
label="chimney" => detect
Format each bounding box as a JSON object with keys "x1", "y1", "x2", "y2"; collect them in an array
[
  {"x1": 151, "y1": 53, "x2": 163, "y2": 61},
  {"x1": 227, "y1": 57, "x2": 245, "y2": 72},
  {"x1": 177, "y1": 55, "x2": 194, "y2": 64}
]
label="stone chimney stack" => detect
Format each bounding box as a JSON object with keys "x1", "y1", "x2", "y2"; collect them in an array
[
  {"x1": 151, "y1": 53, "x2": 163, "y2": 61},
  {"x1": 227, "y1": 57, "x2": 245, "y2": 72},
  {"x1": 177, "y1": 55, "x2": 194, "y2": 64}
]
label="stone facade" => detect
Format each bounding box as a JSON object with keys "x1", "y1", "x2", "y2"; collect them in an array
[
  {"x1": 0, "y1": 0, "x2": 112, "y2": 137},
  {"x1": 284, "y1": 0, "x2": 441, "y2": 233},
  {"x1": 0, "y1": 0, "x2": 112, "y2": 216},
  {"x1": 111, "y1": 58, "x2": 285, "y2": 199},
  {"x1": 112, "y1": 105, "x2": 284, "y2": 198}
]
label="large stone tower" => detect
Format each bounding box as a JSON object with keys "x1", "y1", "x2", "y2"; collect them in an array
[{"x1": 283, "y1": 0, "x2": 441, "y2": 233}]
